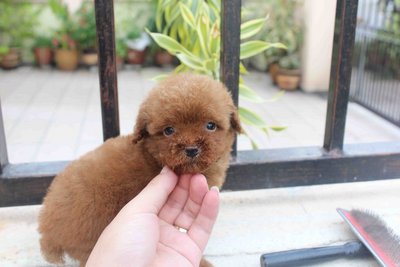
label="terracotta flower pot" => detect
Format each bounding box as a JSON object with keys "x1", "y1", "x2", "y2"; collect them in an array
[
  {"x1": 276, "y1": 68, "x2": 301, "y2": 91},
  {"x1": 34, "y1": 47, "x2": 52, "y2": 66},
  {"x1": 269, "y1": 63, "x2": 280, "y2": 84},
  {"x1": 81, "y1": 52, "x2": 98, "y2": 67},
  {"x1": 127, "y1": 49, "x2": 146, "y2": 65},
  {"x1": 154, "y1": 51, "x2": 174, "y2": 66},
  {"x1": 1, "y1": 48, "x2": 21, "y2": 69},
  {"x1": 55, "y1": 49, "x2": 79, "y2": 71}
]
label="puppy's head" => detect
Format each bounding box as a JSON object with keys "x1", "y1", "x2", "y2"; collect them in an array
[{"x1": 132, "y1": 73, "x2": 242, "y2": 174}]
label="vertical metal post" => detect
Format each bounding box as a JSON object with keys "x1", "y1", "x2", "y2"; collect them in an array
[
  {"x1": 220, "y1": 0, "x2": 241, "y2": 156},
  {"x1": 354, "y1": 34, "x2": 367, "y2": 99},
  {"x1": 0, "y1": 100, "x2": 9, "y2": 174},
  {"x1": 94, "y1": 0, "x2": 120, "y2": 141},
  {"x1": 323, "y1": 0, "x2": 359, "y2": 152}
]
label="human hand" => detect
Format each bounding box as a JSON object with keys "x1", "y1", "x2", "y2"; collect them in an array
[{"x1": 86, "y1": 167, "x2": 220, "y2": 267}]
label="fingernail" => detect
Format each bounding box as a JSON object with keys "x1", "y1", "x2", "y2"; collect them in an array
[
  {"x1": 210, "y1": 186, "x2": 220, "y2": 193},
  {"x1": 160, "y1": 166, "x2": 170, "y2": 174}
]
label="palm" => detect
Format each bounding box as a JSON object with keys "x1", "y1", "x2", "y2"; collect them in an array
[
  {"x1": 151, "y1": 174, "x2": 218, "y2": 267},
  {"x1": 86, "y1": 170, "x2": 219, "y2": 267}
]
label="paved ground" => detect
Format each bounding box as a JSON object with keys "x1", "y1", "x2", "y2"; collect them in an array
[
  {"x1": 0, "y1": 66, "x2": 400, "y2": 267},
  {"x1": 1, "y1": 66, "x2": 400, "y2": 164},
  {"x1": 1, "y1": 179, "x2": 399, "y2": 267}
]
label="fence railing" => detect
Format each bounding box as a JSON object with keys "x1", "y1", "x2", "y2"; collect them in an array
[
  {"x1": 351, "y1": 0, "x2": 400, "y2": 126},
  {"x1": 1, "y1": 0, "x2": 400, "y2": 207}
]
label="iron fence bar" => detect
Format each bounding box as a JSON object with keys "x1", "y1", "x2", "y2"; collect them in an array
[
  {"x1": 224, "y1": 143, "x2": 400, "y2": 191},
  {"x1": 94, "y1": 0, "x2": 120, "y2": 141},
  {"x1": 324, "y1": 0, "x2": 359, "y2": 152},
  {"x1": 355, "y1": 34, "x2": 367, "y2": 99},
  {"x1": 220, "y1": 0, "x2": 241, "y2": 157},
  {"x1": 0, "y1": 100, "x2": 9, "y2": 174},
  {"x1": 1, "y1": 143, "x2": 399, "y2": 207}
]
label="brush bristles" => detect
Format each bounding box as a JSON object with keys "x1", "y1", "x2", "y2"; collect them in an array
[{"x1": 351, "y1": 209, "x2": 400, "y2": 265}]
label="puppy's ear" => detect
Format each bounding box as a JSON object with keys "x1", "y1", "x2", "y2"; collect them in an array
[
  {"x1": 132, "y1": 111, "x2": 149, "y2": 144},
  {"x1": 230, "y1": 107, "x2": 243, "y2": 134}
]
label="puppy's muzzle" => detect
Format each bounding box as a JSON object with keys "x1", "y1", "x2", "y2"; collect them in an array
[{"x1": 185, "y1": 146, "x2": 200, "y2": 158}]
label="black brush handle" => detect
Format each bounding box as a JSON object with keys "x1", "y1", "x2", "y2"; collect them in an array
[{"x1": 260, "y1": 241, "x2": 370, "y2": 267}]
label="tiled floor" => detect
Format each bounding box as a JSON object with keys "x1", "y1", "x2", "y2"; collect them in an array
[{"x1": 1, "y1": 66, "x2": 399, "y2": 164}]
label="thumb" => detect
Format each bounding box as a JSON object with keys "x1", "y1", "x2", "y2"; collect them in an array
[{"x1": 125, "y1": 166, "x2": 179, "y2": 214}]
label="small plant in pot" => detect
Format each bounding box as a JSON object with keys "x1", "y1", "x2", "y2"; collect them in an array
[
  {"x1": 0, "y1": 0, "x2": 37, "y2": 69},
  {"x1": 74, "y1": 0, "x2": 98, "y2": 67},
  {"x1": 33, "y1": 35, "x2": 53, "y2": 67},
  {"x1": 52, "y1": 32, "x2": 79, "y2": 71},
  {"x1": 0, "y1": 45, "x2": 21, "y2": 70},
  {"x1": 126, "y1": 28, "x2": 150, "y2": 65},
  {"x1": 276, "y1": 53, "x2": 301, "y2": 90},
  {"x1": 49, "y1": 0, "x2": 79, "y2": 70}
]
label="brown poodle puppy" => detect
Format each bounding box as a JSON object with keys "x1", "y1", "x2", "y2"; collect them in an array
[{"x1": 38, "y1": 73, "x2": 242, "y2": 266}]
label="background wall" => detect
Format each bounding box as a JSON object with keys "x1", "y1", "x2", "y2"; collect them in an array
[{"x1": 301, "y1": 0, "x2": 337, "y2": 92}]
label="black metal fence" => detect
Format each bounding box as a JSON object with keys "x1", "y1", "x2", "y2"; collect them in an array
[
  {"x1": 1, "y1": 0, "x2": 400, "y2": 207},
  {"x1": 351, "y1": 0, "x2": 400, "y2": 126}
]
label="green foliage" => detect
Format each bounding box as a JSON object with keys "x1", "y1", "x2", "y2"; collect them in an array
[
  {"x1": 0, "y1": 0, "x2": 38, "y2": 47},
  {"x1": 33, "y1": 35, "x2": 53, "y2": 48},
  {"x1": 244, "y1": 0, "x2": 303, "y2": 69},
  {"x1": 380, "y1": 0, "x2": 400, "y2": 36},
  {"x1": 73, "y1": 1, "x2": 97, "y2": 51},
  {"x1": 48, "y1": 0, "x2": 77, "y2": 50},
  {"x1": 279, "y1": 53, "x2": 301, "y2": 70},
  {"x1": 0, "y1": 45, "x2": 10, "y2": 55},
  {"x1": 116, "y1": 38, "x2": 128, "y2": 58},
  {"x1": 148, "y1": 0, "x2": 286, "y2": 146},
  {"x1": 127, "y1": 28, "x2": 142, "y2": 41}
]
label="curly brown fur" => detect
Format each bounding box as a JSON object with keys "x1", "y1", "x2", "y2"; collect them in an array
[{"x1": 38, "y1": 73, "x2": 242, "y2": 266}]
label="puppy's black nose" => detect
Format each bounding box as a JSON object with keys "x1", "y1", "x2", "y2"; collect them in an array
[{"x1": 185, "y1": 147, "x2": 199, "y2": 158}]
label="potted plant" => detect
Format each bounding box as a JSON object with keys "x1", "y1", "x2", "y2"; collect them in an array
[
  {"x1": 0, "y1": 46, "x2": 21, "y2": 70},
  {"x1": 276, "y1": 53, "x2": 301, "y2": 90},
  {"x1": 126, "y1": 28, "x2": 150, "y2": 65},
  {"x1": 52, "y1": 32, "x2": 79, "y2": 71},
  {"x1": 146, "y1": 8, "x2": 174, "y2": 67},
  {"x1": 74, "y1": 1, "x2": 98, "y2": 67},
  {"x1": 33, "y1": 35, "x2": 53, "y2": 67},
  {"x1": 243, "y1": 0, "x2": 302, "y2": 84},
  {"x1": 49, "y1": 0, "x2": 79, "y2": 70},
  {"x1": 0, "y1": 0, "x2": 37, "y2": 69}
]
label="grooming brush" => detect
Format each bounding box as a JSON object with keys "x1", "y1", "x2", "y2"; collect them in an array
[
  {"x1": 260, "y1": 208, "x2": 400, "y2": 267},
  {"x1": 337, "y1": 208, "x2": 400, "y2": 267}
]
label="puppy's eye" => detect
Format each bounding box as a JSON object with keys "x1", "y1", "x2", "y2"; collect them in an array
[
  {"x1": 206, "y1": 122, "x2": 217, "y2": 132},
  {"x1": 163, "y1": 127, "x2": 175, "y2": 136}
]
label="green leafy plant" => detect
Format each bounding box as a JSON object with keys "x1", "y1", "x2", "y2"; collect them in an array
[
  {"x1": 245, "y1": 0, "x2": 303, "y2": 70},
  {"x1": 0, "y1": 0, "x2": 38, "y2": 47},
  {"x1": 51, "y1": 32, "x2": 77, "y2": 50},
  {"x1": 33, "y1": 35, "x2": 53, "y2": 48},
  {"x1": 116, "y1": 38, "x2": 128, "y2": 58},
  {"x1": 48, "y1": 0, "x2": 78, "y2": 50},
  {"x1": 279, "y1": 53, "x2": 301, "y2": 70},
  {"x1": 0, "y1": 46, "x2": 10, "y2": 55},
  {"x1": 148, "y1": 0, "x2": 286, "y2": 147},
  {"x1": 74, "y1": 0, "x2": 97, "y2": 52}
]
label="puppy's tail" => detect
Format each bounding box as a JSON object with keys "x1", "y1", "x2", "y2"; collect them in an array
[{"x1": 40, "y1": 236, "x2": 65, "y2": 264}]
